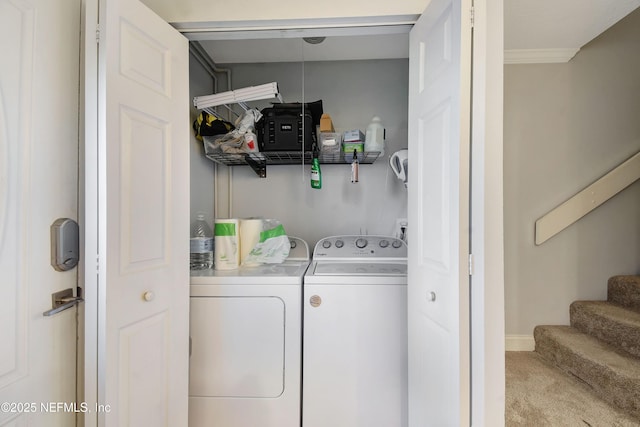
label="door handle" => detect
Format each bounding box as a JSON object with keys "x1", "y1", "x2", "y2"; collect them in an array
[{"x1": 43, "y1": 287, "x2": 84, "y2": 317}]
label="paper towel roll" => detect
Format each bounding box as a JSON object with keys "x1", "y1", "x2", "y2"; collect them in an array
[
  {"x1": 240, "y1": 219, "x2": 263, "y2": 266},
  {"x1": 214, "y1": 219, "x2": 240, "y2": 270}
]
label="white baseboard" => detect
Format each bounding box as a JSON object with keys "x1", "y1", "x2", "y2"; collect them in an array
[{"x1": 505, "y1": 334, "x2": 535, "y2": 351}]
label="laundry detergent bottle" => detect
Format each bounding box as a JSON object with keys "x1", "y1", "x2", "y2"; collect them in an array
[{"x1": 365, "y1": 116, "x2": 385, "y2": 156}]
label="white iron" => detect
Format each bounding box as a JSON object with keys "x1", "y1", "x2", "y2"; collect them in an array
[{"x1": 389, "y1": 149, "x2": 409, "y2": 188}]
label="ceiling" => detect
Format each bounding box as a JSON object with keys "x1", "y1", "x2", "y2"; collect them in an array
[
  {"x1": 504, "y1": 0, "x2": 640, "y2": 50},
  {"x1": 198, "y1": 1, "x2": 640, "y2": 64},
  {"x1": 199, "y1": 34, "x2": 410, "y2": 64}
]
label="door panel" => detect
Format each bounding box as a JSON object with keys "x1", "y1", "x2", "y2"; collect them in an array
[
  {"x1": 0, "y1": 0, "x2": 79, "y2": 425},
  {"x1": 408, "y1": 0, "x2": 471, "y2": 425},
  {"x1": 91, "y1": 0, "x2": 190, "y2": 425},
  {"x1": 303, "y1": 284, "x2": 407, "y2": 427},
  {"x1": 189, "y1": 297, "x2": 286, "y2": 397},
  {"x1": 0, "y1": 0, "x2": 34, "y2": 394},
  {"x1": 118, "y1": 312, "x2": 170, "y2": 426},
  {"x1": 119, "y1": 106, "x2": 170, "y2": 271},
  {"x1": 419, "y1": 103, "x2": 452, "y2": 273}
]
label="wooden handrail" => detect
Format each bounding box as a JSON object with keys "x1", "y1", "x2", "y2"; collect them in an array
[{"x1": 535, "y1": 151, "x2": 640, "y2": 245}]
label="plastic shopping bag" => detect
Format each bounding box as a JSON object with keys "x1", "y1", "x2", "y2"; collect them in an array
[{"x1": 242, "y1": 219, "x2": 290, "y2": 265}]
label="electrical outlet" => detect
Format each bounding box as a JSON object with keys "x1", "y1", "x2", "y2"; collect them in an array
[{"x1": 394, "y1": 218, "x2": 408, "y2": 240}]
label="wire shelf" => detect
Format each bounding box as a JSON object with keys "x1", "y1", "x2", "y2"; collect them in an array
[{"x1": 204, "y1": 150, "x2": 380, "y2": 177}]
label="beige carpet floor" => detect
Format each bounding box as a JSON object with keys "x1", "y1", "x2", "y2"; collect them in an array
[{"x1": 506, "y1": 351, "x2": 640, "y2": 426}]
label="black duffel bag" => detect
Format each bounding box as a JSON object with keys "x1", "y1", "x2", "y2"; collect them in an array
[{"x1": 257, "y1": 100, "x2": 323, "y2": 152}]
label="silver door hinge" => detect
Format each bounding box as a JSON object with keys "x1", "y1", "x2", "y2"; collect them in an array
[
  {"x1": 96, "y1": 26, "x2": 100, "y2": 44},
  {"x1": 468, "y1": 254, "x2": 474, "y2": 276},
  {"x1": 470, "y1": 7, "x2": 474, "y2": 28}
]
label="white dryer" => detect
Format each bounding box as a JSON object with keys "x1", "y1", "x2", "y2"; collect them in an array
[
  {"x1": 189, "y1": 237, "x2": 310, "y2": 427},
  {"x1": 303, "y1": 235, "x2": 408, "y2": 427}
]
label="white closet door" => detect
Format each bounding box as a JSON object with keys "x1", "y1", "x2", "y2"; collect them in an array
[
  {"x1": 0, "y1": 0, "x2": 79, "y2": 425},
  {"x1": 87, "y1": 0, "x2": 190, "y2": 425},
  {"x1": 407, "y1": 0, "x2": 472, "y2": 425}
]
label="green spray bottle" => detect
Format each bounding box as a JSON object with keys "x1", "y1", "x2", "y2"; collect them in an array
[{"x1": 311, "y1": 144, "x2": 322, "y2": 189}]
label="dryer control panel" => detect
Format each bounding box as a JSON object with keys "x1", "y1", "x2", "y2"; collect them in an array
[{"x1": 312, "y1": 235, "x2": 407, "y2": 259}]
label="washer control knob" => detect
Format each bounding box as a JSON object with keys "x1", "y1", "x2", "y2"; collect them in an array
[
  {"x1": 392, "y1": 239, "x2": 403, "y2": 248},
  {"x1": 322, "y1": 240, "x2": 332, "y2": 249},
  {"x1": 335, "y1": 239, "x2": 344, "y2": 248},
  {"x1": 379, "y1": 239, "x2": 389, "y2": 248},
  {"x1": 355, "y1": 238, "x2": 368, "y2": 249}
]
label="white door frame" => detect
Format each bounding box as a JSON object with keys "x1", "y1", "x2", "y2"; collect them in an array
[
  {"x1": 80, "y1": 4, "x2": 504, "y2": 426},
  {"x1": 469, "y1": 2, "x2": 505, "y2": 426},
  {"x1": 81, "y1": 1, "x2": 100, "y2": 425}
]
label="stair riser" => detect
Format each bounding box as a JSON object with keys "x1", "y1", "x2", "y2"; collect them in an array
[
  {"x1": 570, "y1": 304, "x2": 640, "y2": 358},
  {"x1": 534, "y1": 326, "x2": 640, "y2": 420},
  {"x1": 608, "y1": 276, "x2": 640, "y2": 312}
]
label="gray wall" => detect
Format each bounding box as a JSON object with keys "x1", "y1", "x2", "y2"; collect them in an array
[
  {"x1": 504, "y1": 8, "x2": 640, "y2": 335},
  {"x1": 189, "y1": 54, "x2": 217, "y2": 225},
  {"x1": 190, "y1": 58, "x2": 409, "y2": 248}
]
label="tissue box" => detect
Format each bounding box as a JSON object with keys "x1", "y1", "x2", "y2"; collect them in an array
[
  {"x1": 343, "y1": 142, "x2": 364, "y2": 162},
  {"x1": 343, "y1": 129, "x2": 365, "y2": 142},
  {"x1": 342, "y1": 142, "x2": 364, "y2": 156},
  {"x1": 342, "y1": 142, "x2": 364, "y2": 152}
]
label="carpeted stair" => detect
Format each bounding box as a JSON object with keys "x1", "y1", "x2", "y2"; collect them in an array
[{"x1": 534, "y1": 275, "x2": 640, "y2": 420}]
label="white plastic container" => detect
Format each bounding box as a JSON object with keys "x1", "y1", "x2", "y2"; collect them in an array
[{"x1": 364, "y1": 116, "x2": 385, "y2": 156}]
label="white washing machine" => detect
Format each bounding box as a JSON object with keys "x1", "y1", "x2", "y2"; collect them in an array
[
  {"x1": 303, "y1": 235, "x2": 408, "y2": 427},
  {"x1": 189, "y1": 237, "x2": 310, "y2": 427}
]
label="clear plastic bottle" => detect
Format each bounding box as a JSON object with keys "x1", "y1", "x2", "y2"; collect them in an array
[
  {"x1": 190, "y1": 213, "x2": 214, "y2": 270},
  {"x1": 365, "y1": 116, "x2": 385, "y2": 156}
]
